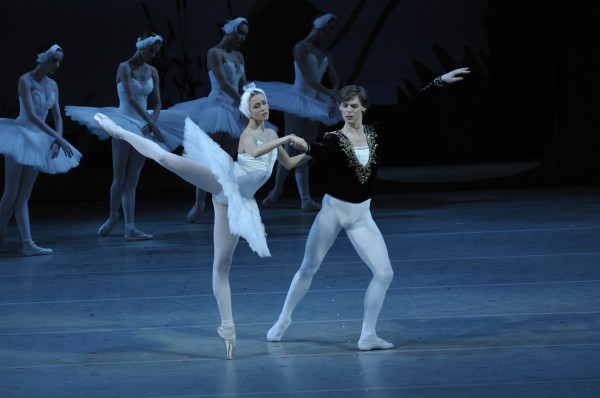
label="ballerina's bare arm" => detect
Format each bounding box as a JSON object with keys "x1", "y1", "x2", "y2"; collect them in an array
[
  {"x1": 117, "y1": 63, "x2": 164, "y2": 142},
  {"x1": 145, "y1": 67, "x2": 165, "y2": 142},
  {"x1": 276, "y1": 136, "x2": 312, "y2": 169},
  {"x1": 207, "y1": 48, "x2": 243, "y2": 105},
  {"x1": 238, "y1": 128, "x2": 296, "y2": 158},
  {"x1": 48, "y1": 83, "x2": 70, "y2": 158},
  {"x1": 294, "y1": 42, "x2": 337, "y2": 100},
  {"x1": 18, "y1": 75, "x2": 73, "y2": 157}
]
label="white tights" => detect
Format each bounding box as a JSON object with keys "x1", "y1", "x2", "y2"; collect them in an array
[
  {"x1": 103, "y1": 123, "x2": 237, "y2": 326},
  {"x1": 109, "y1": 137, "x2": 146, "y2": 225},
  {"x1": 0, "y1": 156, "x2": 39, "y2": 243},
  {"x1": 271, "y1": 194, "x2": 394, "y2": 344}
]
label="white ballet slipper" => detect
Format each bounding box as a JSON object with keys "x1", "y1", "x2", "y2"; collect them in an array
[
  {"x1": 358, "y1": 337, "x2": 395, "y2": 351},
  {"x1": 94, "y1": 113, "x2": 125, "y2": 140},
  {"x1": 267, "y1": 318, "x2": 291, "y2": 342}
]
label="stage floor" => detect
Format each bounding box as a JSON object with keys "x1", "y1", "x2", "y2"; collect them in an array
[{"x1": 1, "y1": 185, "x2": 599, "y2": 397}]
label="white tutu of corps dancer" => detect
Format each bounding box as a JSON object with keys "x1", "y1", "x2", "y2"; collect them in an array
[
  {"x1": 182, "y1": 118, "x2": 276, "y2": 257},
  {"x1": 0, "y1": 90, "x2": 81, "y2": 174},
  {"x1": 164, "y1": 61, "x2": 247, "y2": 137},
  {"x1": 161, "y1": 61, "x2": 278, "y2": 137},
  {"x1": 256, "y1": 54, "x2": 341, "y2": 126},
  {"x1": 65, "y1": 78, "x2": 183, "y2": 151}
]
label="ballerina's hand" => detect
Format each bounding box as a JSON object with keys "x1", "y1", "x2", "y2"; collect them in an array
[
  {"x1": 441, "y1": 67, "x2": 471, "y2": 84},
  {"x1": 150, "y1": 125, "x2": 165, "y2": 143},
  {"x1": 143, "y1": 122, "x2": 165, "y2": 143},
  {"x1": 289, "y1": 135, "x2": 308, "y2": 152},
  {"x1": 51, "y1": 138, "x2": 73, "y2": 158},
  {"x1": 50, "y1": 140, "x2": 60, "y2": 159}
]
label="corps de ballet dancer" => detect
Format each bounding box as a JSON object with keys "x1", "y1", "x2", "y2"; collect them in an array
[
  {"x1": 163, "y1": 17, "x2": 250, "y2": 223},
  {"x1": 0, "y1": 44, "x2": 81, "y2": 256},
  {"x1": 93, "y1": 82, "x2": 310, "y2": 359},
  {"x1": 267, "y1": 68, "x2": 470, "y2": 351},
  {"x1": 259, "y1": 13, "x2": 341, "y2": 211},
  {"x1": 65, "y1": 33, "x2": 183, "y2": 241}
]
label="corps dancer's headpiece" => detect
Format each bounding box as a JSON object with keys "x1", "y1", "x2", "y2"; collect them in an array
[
  {"x1": 36, "y1": 44, "x2": 62, "y2": 64},
  {"x1": 313, "y1": 13, "x2": 337, "y2": 30},
  {"x1": 136, "y1": 34, "x2": 163, "y2": 49},
  {"x1": 222, "y1": 17, "x2": 248, "y2": 34},
  {"x1": 239, "y1": 82, "x2": 267, "y2": 119}
]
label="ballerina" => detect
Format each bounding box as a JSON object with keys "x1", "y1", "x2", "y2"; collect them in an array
[
  {"x1": 65, "y1": 32, "x2": 183, "y2": 241},
  {"x1": 0, "y1": 44, "x2": 81, "y2": 256},
  {"x1": 164, "y1": 17, "x2": 250, "y2": 223},
  {"x1": 93, "y1": 82, "x2": 310, "y2": 359},
  {"x1": 259, "y1": 12, "x2": 341, "y2": 211}
]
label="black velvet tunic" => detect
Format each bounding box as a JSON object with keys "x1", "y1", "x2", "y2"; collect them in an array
[{"x1": 306, "y1": 124, "x2": 380, "y2": 204}]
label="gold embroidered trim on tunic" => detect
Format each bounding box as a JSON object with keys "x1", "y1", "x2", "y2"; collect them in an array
[{"x1": 337, "y1": 125, "x2": 377, "y2": 185}]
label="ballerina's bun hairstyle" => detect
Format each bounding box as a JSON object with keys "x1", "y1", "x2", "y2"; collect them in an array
[
  {"x1": 36, "y1": 44, "x2": 62, "y2": 63},
  {"x1": 312, "y1": 13, "x2": 337, "y2": 30},
  {"x1": 239, "y1": 82, "x2": 267, "y2": 119},
  {"x1": 222, "y1": 17, "x2": 248, "y2": 34},
  {"x1": 336, "y1": 85, "x2": 370, "y2": 111},
  {"x1": 136, "y1": 32, "x2": 163, "y2": 49}
]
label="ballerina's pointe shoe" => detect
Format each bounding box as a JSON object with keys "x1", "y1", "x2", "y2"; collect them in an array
[
  {"x1": 357, "y1": 337, "x2": 395, "y2": 351},
  {"x1": 216, "y1": 325, "x2": 236, "y2": 360},
  {"x1": 22, "y1": 241, "x2": 53, "y2": 257},
  {"x1": 266, "y1": 318, "x2": 291, "y2": 342},
  {"x1": 93, "y1": 113, "x2": 124, "y2": 140}
]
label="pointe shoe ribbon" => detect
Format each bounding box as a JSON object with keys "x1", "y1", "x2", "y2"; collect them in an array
[{"x1": 216, "y1": 326, "x2": 236, "y2": 360}]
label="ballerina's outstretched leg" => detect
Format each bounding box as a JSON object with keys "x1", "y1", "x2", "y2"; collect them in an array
[{"x1": 94, "y1": 113, "x2": 222, "y2": 194}]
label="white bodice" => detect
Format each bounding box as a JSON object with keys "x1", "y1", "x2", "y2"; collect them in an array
[
  {"x1": 234, "y1": 142, "x2": 277, "y2": 198},
  {"x1": 208, "y1": 59, "x2": 245, "y2": 106},
  {"x1": 293, "y1": 53, "x2": 329, "y2": 98},
  {"x1": 117, "y1": 78, "x2": 153, "y2": 119},
  {"x1": 354, "y1": 146, "x2": 370, "y2": 167},
  {"x1": 17, "y1": 89, "x2": 55, "y2": 123}
]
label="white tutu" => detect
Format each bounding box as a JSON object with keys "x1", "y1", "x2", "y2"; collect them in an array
[
  {"x1": 182, "y1": 118, "x2": 275, "y2": 257},
  {"x1": 0, "y1": 90, "x2": 81, "y2": 174},
  {"x1": 256, "y1": 81, "x2": 341, "y2": 126},
  {"x1": 0, "y1": 118, "x2": 81, "y2": 174},
  {"x1": 65, "y1": 79, "x2": 183, "y2": 152},
  {"x1": 66, "y1": 106, "x2": 183, "y2": 152},
  {"x1": 165, "y1": 95, "x2": 246, "y2": 138},
  {"x1": 255, "y1": 56, "x2": 342, "y2": 126}
]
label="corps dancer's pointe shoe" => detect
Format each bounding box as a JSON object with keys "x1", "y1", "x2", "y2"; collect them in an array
[
  {"x1": 216, "y1": 325, "x2": 236, "y2": 360},
  {"x1": 301, "y1": 199, "x2": 321, "y2": 212},
  {"x1": 22, "y1": 241, "x2": 53, "y2": 257},
  {"x1": 98, "y1": 215, "x2": 119, "y2": 236},
  {"x1": 357, "y1": 337, "x2": 395, "y2": 351},
  {"x1": 186, "y1": 201, "x2": 206, "y2": 223},
  {"x1": 261, "y1": 189, "x2": 281, "y2": 208},
  {"x1": 266, "y1": 318, "x2": 291, "y2": 342},
  {"x1": 94, "y1": 113, "x2": 125, "y2": 140},
  {"x1": 125, "y1": 228, "x2": 153, "y2": 242}
]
